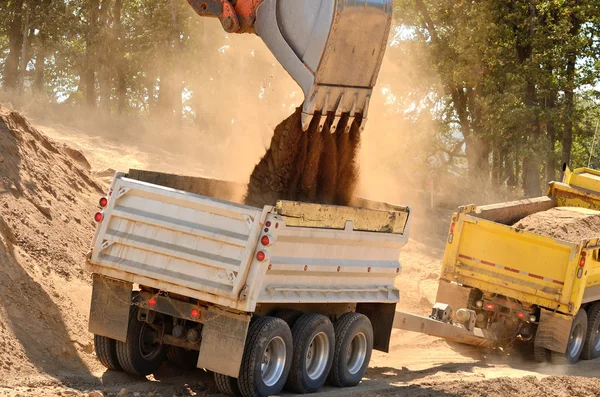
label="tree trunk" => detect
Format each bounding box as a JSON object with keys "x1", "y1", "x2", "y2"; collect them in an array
[
  {"x1": 561, "y1": 3, "x2": 581, "y2": 168},
  {"x1": 520, "y1": 0, "x2": 542, "y2": 197},
  {"x1": 34, "y1": 35, "x2": 48, "y2": 93},
  {"x1": 98, "y1": 0, "x2": 112, "y2": 114},
  {"x1": 114, "y1": 0, "x2": 127, "y2": 114},
  {"x1": 3, "y1": 0, "x2": 25, "y2": 91},
  {"x1": 17, "y1": 1, "x2": 30, "y2": 91},
  {"x1": 84, "y1": 0, "x2": 101, "y2": 107}
]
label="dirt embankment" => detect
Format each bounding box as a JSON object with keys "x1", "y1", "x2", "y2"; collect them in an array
[
  {"x1": 0, "y1": 105, "x2": 105, "y2": 384},
  {"x1": 513, "y1": 206, "x2": 600, "y2": 242},
  {"x1": 245, "y1": 107, "x2": 361, "y2": 207}
]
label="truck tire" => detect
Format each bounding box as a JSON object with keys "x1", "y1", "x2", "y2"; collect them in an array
[
  {"x1": 285, "y1": 313, "x2": 335, "y2": 393},
  {"x1": 94, "y1": 335, "x2": 122, "y2": 370},
  {"x1": 550, "y1": 309, "x2": 587, "y2": 365},
  {"x1": 214, "y1": 372, "x2": 242, "y2": 397},
  {"x1": 274, "y1": 309, "x2": 303, "y2": 329},
  {"x1": 328, "y1": 312, "x2": 373, "y2": 388},
  {"x1": 116, "y1": 306, "x2": 167, "y2": 376},
  {"x1": 167, "y1": 346, "x2": 199, "y2": 369},
  {"x1": 238, "y1": 316, "x2": 292, "y2": 397},
  {"x1": 533, "y1": 344, "x2": 550, "y2": 363},
  {"x1": 581, "y1": 302, "x2": 600, "y2": 360}
]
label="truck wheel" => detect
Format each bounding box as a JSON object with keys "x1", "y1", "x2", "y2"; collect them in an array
[
  {"x1": 94, "y1": 335, "x2": 122, "y2": 370},
  {"x1": 214, "y1": 372, "x2": 242, "y2": 397},
  {"x1": 116, "y1": 306, "x2": 167, "y2": 376},
  {"x1": 285, "y1": 313, "x2": 334, "y2": 393},
  {"x1": 328, "y1": 312, "x2": 373, "y2": 388},
  {"x1": 581, "y1": 302, "x2": 600, "y2": 360},
  {"x1": 238, "y1": 316, "x2": 292, "y2": 397},
  {"x1": 533, "y1": 344, "x2": 550, "y2": 363},
  {"x1": 550, "y1": 309, "x2": 587, "y2": 365},
  {"x1": 274, "y1": 309, "x2": 303, "y2": 329},
  {"x1": 167, "y1": 346, "x2": 199, "y2": 369}
]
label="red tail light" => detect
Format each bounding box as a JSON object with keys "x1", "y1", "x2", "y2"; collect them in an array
[
  {"x1": 261, "y1": 235, "x2": 270, "y2": 246},
  {"x1": 94, "y1": 212, "x2": 103, "y2": 222},
  {"x1": 580, "y1": 257, "x2": 586, "y2": 267},
  {"x1": 99, "y1": 197, "x2": 108, "y2": 207},
  {"x1": 517, "y1": 312, "x2": 525, "y2": 319},
  {"x1": 485, "y1": 303, "x2": 495, "y2": 310},
  {"x1": 265, "y1": 221, "x2": 271, "y2": 227},
  {"x1": 450, "y1": 223, "x2": 455, "y2": 233},
  {"x1": 148, "y1": 298, "x2": 157, "y2": 307},
  {"x1": 191, "y1": 308, "x2": 200, "y2": 319},
  {"x1": 256, "y1": 251, "x2": 266, "y2": 261}
]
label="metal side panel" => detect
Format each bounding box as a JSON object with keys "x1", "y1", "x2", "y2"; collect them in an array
[
  {"x1": 88, "y1": 274, "x2": 133, "y2": 342},
  {"x1": 253, "y1": 221, "x2": 407, "y2": 306},
  {"x1": 90, "y1": 176, "x2": 264, "y2": 309}
]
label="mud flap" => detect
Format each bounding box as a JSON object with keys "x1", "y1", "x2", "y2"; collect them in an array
[
  {"x1": 535, "y1": 308, "x2": 573, "y2": 353},
  {"x1": 88, "y1": 274, "x2": 133, "y2": 342},
  {"x1": 197, "y1": 307, "x2": 251, "y2": 378},
  {"x1": 356, "y1": 302, "x2": 396, "y2": 353}
]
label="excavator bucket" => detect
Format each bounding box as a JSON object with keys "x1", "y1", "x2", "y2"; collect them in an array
[{"x1": 187, "y1": 0, "x2": 393, "y2": 132}]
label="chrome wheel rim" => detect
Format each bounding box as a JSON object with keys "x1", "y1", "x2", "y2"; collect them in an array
[
  {"x1": 261, "y1": 336, "x2": 286, "y2": 387},
  {"x1": 306, "y1": 332, "x2": 330, "y2": 380},
  {"x1": 138, "y1": 323, "x2": 162, "y2": 360},
  {"x1": 594, "y1": 324, "x2": 600, "y2": 352},
  {"x1": 347, "y1": 332, "x2": 367, "y2": 375},
  {"x1": 568, "y1": 322, "x2": 585, "y2": 358}
]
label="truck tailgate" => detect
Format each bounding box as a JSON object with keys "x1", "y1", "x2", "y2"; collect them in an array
[
  {"x1": 443, "y1": 213, "x2": 579, "y2": 312},
  {"x1": 88, "y1": 175, "x2": 264, "y2": 310}
]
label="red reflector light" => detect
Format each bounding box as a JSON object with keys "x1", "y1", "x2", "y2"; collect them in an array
[
  {"x1": 450, "y1": 223, "x2": 455, "y2": 233},
  {"x1": 94, "y1": 212, "x2": 103, "y2": 222},
  {"x1": 99, "y1": 197, "x2": 108, "y2": 207},
  {"x1": 485, "y1": 303, "x2": 495, "y2": 310},
  {"x1": 256, "y1": 251, "x2": 266, "y2": 262},
  {"x1": 261, "y1": 236, "x2": 270, "y2": 246},
  {"x1": 191, "y1": 308, "x2": 200, "y2": 319},
  {"x1": 266, "y1": 221, "x2": 271, "y2": 227},
  {"x1": 580, "y1": 257, "x2": 586, "y2": 267},
  {"x1": 517, "y1": 312, "x2": 525, "y2": 319},
  {"x1": 148, "y1": 298, "x2": 157, "y2": 307}
]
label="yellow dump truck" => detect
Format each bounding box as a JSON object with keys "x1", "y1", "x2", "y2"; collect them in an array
[{"x1": 394, "y1": 166, "x2": 600, "y2": 365}]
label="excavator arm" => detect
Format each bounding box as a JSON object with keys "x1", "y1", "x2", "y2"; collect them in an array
[{"x1": 186, "y1": 0, "x2": 393, "y2": 132}]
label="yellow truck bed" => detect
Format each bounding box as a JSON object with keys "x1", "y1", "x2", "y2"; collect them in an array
[{"x1": 440, "y1": 167, "x2": 600, "y2": 316}]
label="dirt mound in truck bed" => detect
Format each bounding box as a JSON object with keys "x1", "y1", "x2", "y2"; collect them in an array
[
  {"x1": 0, "y1": 105, "x2": 104, "y2": 381},
  {"x1": 513, "y1": 206, "x2": 600, "y2": 242},
  {"x1": 245, "y1": 106, "x2": 361, "y2": 207}
]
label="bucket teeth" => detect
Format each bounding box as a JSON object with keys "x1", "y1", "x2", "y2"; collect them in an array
[{"x1": 254, "y1": 0, "x2": 392, "y2": 134}]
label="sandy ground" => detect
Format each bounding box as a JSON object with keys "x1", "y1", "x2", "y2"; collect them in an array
[{"x1": 0, "y1": 108, "x2": 598, "y2": 397}]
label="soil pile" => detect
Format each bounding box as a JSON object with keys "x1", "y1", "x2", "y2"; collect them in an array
[
  {"x1": 245, "y1": 107, "x2": 362, "y2": 207},
  {"x1": 0, "y1": 105, "x2": 104, "y2": 382},
  {"x1": 513, "y1": 206, "x2": 600, "y2": 242}
]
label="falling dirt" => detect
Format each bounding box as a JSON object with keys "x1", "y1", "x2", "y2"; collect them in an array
[
  {"x1": 513, "y1": 206, "x2": 600, "y2": 243},
  {"x1": 244, "y1": 107, "x2": 361, "y2": 208}
]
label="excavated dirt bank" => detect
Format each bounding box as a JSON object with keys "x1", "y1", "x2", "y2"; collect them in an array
[
  {"x1": 513, "y1": 206, "x2": 600, "y2": 242},
  {"x1": 245, "y1": 107, "x2": 361, "y2": 207},
  {"x1": 0, "y1": 104, "x2": 104, "y2": 383}
]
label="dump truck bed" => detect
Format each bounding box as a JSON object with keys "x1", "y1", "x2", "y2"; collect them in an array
[
  {"x1": 87, "y1": 172, "x2": 410, "y2": 313},
  {"x1": 440, "y1": 168, "x2": 600, "y2": 316}
]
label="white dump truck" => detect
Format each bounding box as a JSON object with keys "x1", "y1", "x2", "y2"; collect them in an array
[{"x1": 86, "y1": 170, "x2": 411, "y2": 397}]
